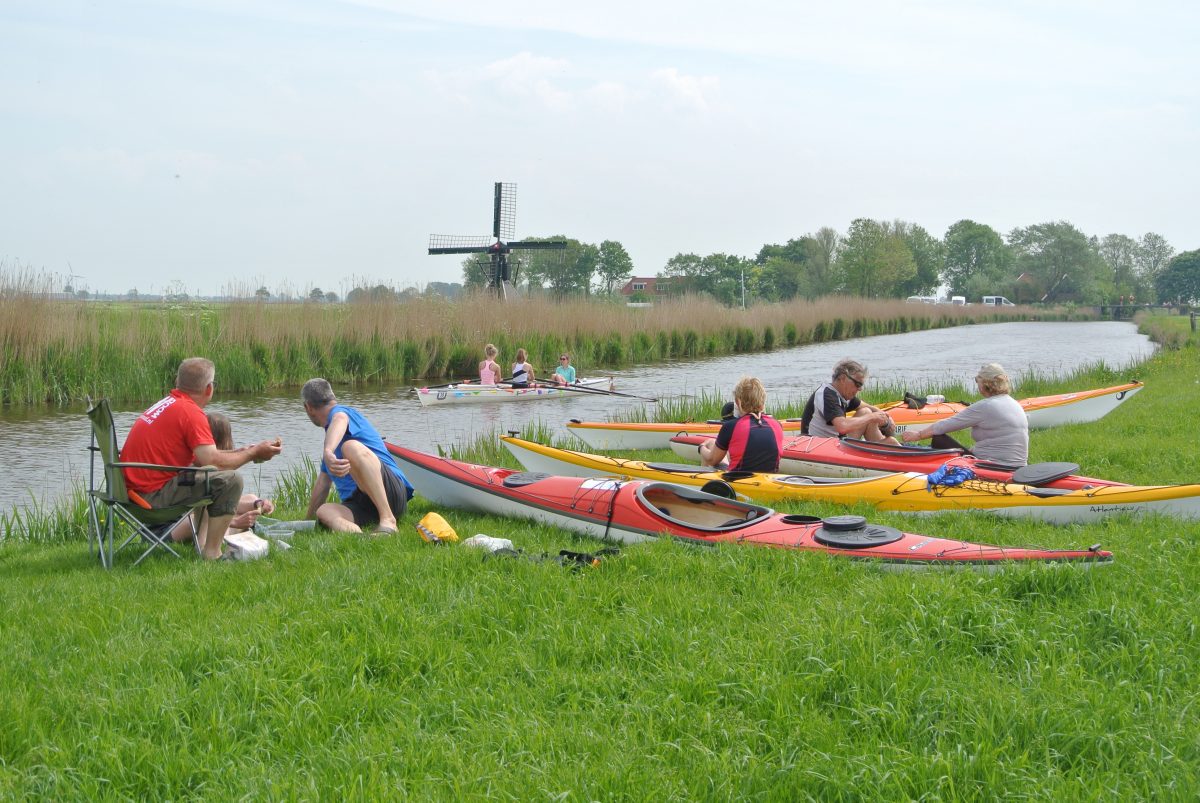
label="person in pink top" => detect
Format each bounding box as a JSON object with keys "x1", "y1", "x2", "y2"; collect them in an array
[{"x1": 479, "y1": 343, "x2": 501, "y2": 385}]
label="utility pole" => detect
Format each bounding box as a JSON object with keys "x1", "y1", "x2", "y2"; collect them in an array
[{"x1": 741, "y1": 269, "x2": 746, "y2": 310}]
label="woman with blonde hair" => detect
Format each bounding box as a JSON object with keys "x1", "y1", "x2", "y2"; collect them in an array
[
  {"x1": 479, "y1": 344, "x2": 501, "y2": 385},
  {"x1": 901, "y1": 362, "x2": 1029, "y2": 466},
  {"x1": 699, "y1": 376, "x2": 784, "y2": 472}
]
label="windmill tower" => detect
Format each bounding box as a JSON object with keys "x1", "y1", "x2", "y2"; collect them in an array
[{"x1": 428, "y1": 182, "x2": 565, "y2": 299}]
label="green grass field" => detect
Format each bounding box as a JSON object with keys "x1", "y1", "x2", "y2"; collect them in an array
[{"x1": 1, "y1": 316, "x2": 1198, "y2": 799}]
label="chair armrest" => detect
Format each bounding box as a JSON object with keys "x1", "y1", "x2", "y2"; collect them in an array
[{"x1": 112, "y1": 462, "x2": 216, "y2": 474}]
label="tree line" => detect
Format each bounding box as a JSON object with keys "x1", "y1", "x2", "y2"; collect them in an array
[{"x1": 461, "y1": 219, "x2": 1199, "y2": 306}]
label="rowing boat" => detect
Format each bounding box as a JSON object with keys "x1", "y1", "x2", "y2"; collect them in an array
[
  {"x1": 668, "y1": 433, "x2": 1121, "y2": 490},
  {"x1": 415, "y1": 376, "x2": 614, "y2": 406},
  {"x1": 877, "y1": 381, "x2": 1144, "y2": 433},
  {"x1": 384, "y1": 443, "x2": 1112, "y2": 570},
  {"x1": 500, "y1": 436, "x2": 1200, "y2": 523},
  {"x1": 564, "y1": 381, "x2": 1144, "y2": 448},
  {"x1": 566, "y1": 418, "x2": 805, "y2": 450}
]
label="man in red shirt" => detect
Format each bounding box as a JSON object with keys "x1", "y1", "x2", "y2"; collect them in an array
[{"x1": 121, "y1": 357, "x2": 283, "y2": 560}]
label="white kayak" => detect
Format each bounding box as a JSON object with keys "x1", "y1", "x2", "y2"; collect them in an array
[{"x1": 415, "y1": 377, "x2": 615, "y2": 406}]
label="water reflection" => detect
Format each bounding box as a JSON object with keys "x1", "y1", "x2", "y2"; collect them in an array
[{"x1": 0, "y1": 321, "x2": 1154, "y2": 511}]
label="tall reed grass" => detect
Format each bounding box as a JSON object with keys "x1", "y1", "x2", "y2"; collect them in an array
[{"x1": 1, "y1": 263, "x2": 1080, "y2": 405}]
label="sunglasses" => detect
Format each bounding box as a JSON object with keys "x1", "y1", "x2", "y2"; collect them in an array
[
  {"x1": 846, "y1": 375, "x2": 864, "y2": 389},
  {"x1": 559, "y1": 356, "x2": 569, "y2": 361}
]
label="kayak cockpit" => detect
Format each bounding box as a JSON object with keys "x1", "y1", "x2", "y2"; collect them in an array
[{"x1": 636, "y1": 483, "x2": 773, "y2": 531}]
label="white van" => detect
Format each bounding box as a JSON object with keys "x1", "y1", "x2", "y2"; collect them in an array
[
  {"x1": 950, "y1": 296, "x2": 967, "y2": 306},
  {"x1": 905, "y1": 295, "x2": 937, "y2": 304},
  {"x1": 982, "y1": 296, "x2": 1015, "y2": 307}
]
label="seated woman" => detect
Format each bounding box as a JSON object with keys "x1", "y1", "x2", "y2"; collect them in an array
[
  {"x1": 553, "y1": 353, "x2": 577, "y2": 385},
  {"x1": 901, "y1": 362, "x2": 1029, "y2": 467},
  {"x1": 699, "y1": 376, "x2": 784, "y2": 472},
  {"x1": 169, "y1": 412, "x2": 275, "y2": 543},
  {"x1": 479, "y1": 343, "x2": 501, "y2": 385},
  {"x1": 510, "y1": 348, "x2": 535, "y2": 388}
]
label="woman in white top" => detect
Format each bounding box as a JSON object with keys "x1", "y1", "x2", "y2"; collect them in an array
[
  {"x1": 510, "y1": 348, "x2": 535, "y2": 388},
  {"x1": 901, "y1": 362, "x2": 1029, "y2": 467}
]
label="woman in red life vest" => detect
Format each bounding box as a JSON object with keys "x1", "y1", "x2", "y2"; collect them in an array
[{"x1": 699, "y1": 376, "x2": 784, "y2": 472}]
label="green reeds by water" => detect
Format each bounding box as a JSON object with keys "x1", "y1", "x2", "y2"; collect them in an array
[{"x1": 1, "y1": 264, "x2": 1072, "y2": 405}]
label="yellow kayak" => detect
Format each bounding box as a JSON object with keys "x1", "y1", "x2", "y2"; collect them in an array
[{"x1": 501, "y1": 436, "x2": 1200, "y2": 523}]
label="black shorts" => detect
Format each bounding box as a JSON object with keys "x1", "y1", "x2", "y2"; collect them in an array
[{"x1": 343, "y1": 465, "x2": 409, "y2": 526}]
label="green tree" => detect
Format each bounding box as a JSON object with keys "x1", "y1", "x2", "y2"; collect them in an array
[
  {"x1": 755, "y1": 237, "x2": 810, "y2": 301},
  {"x1": 1006, "y1": 221, "x2": 1107, "y2": 304},
  {"x1": 1098, "y1": 233, "x2": 1141, "y2": 301},
  {"x1": 893, "y1": 221, "x2": 944, "y2": 297},
  {"x1": 805, "y1": 227, "x2": 842, "y2": 298},
  {"x1": 255, "y1": 286, "x2": 270, "y2": 301},
  {"x1": 659, "y1": 252, "x2": 752, "y2": 305},
  {"x1": 309, "y1": 287, "x2": 325, "y2": 302},
  {"x1": 837, "y1": 218, "x2": 916, "y2": 298},
  {"x1": 943, "y1": 220, "x2": 1012, "y2": 299},
  {"x1": 524, "y1": 237, "x2": 596, "y2": 298},
  {"x1": 1135, "y1": 232, "x2": 1175, "y2": 287},
  {"x1": 1154, "y1": 249, "x2": 1200, "y2": 304},
  {"x1": 594, "y1": 240, "x2": 634, "y2": 295}
]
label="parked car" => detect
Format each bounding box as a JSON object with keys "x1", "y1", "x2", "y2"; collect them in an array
[
  {"x1": 905, "y1": 295, "x2": 938, "y2": 304},
  {"x1": 950, "y1": 296, "x2": 967, "y2": 306},
  {"x1": 982, "y1": 296, "x2": 1015, "y2": 307}
]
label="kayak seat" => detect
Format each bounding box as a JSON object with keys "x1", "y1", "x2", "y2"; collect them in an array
[
  {"x1": 1010, "y1": 462, "x2": 1081, "y2": 487},
  {"x1": 502, "y1": 471, "x2": 553, "y2": 488}
]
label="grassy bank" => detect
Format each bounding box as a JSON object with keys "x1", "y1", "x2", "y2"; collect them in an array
[
  {"x1": 2, "y1": 268, "x2": 1079, "y2": 405},
  {"x1": 1, "y1": 320, "x2": 1197, "y2": 799}
]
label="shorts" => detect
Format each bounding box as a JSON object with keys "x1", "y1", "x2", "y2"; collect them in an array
[
  {"x1": 142, "y1": 468, "x2": 243, "y2": 516},
  {"x1": 343, "y1": 465, "x2": 409, "y2": 527}
]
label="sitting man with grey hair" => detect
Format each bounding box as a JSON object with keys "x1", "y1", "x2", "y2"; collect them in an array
[
  {"x1": 801, "y1": 358, "x2": 900, "y2": 445},
  {"x1": 120, "y1": 357, "x2": 284, "y2": 560},
  {"x1": 301, "y1": 378, "x2": 414, "y2": 535}
]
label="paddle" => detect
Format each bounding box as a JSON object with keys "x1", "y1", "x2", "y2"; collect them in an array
[
  {"x1": 499, "y1": 380, "x2": 659, "y2": 403},
  {"x1": 420, "y1": 378, "x2": 476, "y2": 390}
]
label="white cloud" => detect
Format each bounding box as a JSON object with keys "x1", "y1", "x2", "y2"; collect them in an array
[{"x1": 650, "y1": 67, "x2": 719, "y2": 113}]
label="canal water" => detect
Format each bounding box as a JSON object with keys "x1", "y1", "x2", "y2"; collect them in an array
[{"x1": 0, "y1": 321, "x2": 1154, "y2": 512}]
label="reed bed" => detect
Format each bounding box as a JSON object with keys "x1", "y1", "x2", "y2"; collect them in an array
[{"x1": 1, "y1": 264, "x2": 1076, "y2": 405}]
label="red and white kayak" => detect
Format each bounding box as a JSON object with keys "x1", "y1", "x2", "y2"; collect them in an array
[
  {"x1": 385, "y1": 444, "x2": 1113, "y2": 571},
  {"x1": 566, "y1": 417, "x2": 805, "y2": 451},
  {"x1": 668, "y1": 433, "x2": 1122, "y2": 490}
]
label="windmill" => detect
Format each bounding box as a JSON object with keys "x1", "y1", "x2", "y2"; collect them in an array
[
  {"x1": 428, "y1": 182, "x2": 565, "y2": 299},
  {"x1": 64, "y1": 263, "x2": 86, "y2": 296}
]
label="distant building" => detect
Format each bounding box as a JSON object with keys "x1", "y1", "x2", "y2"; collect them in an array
[{"x1": 619, "y1": 276, "x2": 668, "y2": 297}]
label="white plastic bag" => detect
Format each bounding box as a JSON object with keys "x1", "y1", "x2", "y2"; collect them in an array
[
  {"x1": 461, "y1": 534, "x2": 514, "y2": 553},
  {"x1": 224, "y1": 531, "x2": 270, "y2": 560}
]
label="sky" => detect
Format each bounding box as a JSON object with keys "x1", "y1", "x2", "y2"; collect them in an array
[{"x1": 1, "y1": 1, "x2": 1197, "y2": 297}]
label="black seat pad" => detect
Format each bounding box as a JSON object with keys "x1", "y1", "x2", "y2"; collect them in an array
[
  {"x1": 1010, "y1": 461, "x2": 1081, "y2": 487},
  {"x1": 502, "y1": 471, "x2": 553, "y2": 488}
]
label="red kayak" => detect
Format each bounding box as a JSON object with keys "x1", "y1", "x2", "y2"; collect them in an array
[
  {"x1": 387, "y1": 443, "x2": 1112, "y2": 571},
  {"x1": 668, "y1": 433, "x2": 1122, "y2": 491}
]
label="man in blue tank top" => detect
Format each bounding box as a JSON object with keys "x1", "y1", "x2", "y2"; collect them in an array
[{"x1": 301, "y1": 378, "x2": 414, "y2": 535}]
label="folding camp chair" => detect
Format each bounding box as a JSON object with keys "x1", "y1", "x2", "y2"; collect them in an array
[{"x1": 85, "y1": 396, "x2": 215, "y2": 568}]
